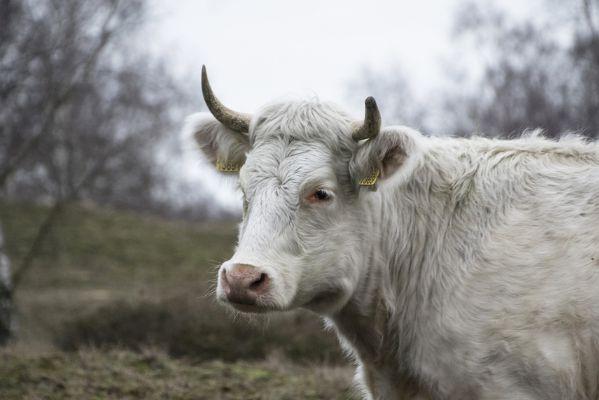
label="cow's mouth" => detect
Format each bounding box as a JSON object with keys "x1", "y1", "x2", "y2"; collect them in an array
[{"x1": 226, "y1": 298, "x2": 277, "y2": 313}]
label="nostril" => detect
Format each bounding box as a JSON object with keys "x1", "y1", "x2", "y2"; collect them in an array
[
  {"x1": 249, "y1": 272, "x2": 269, "y2": 291},
  {"x1": 221, "y1": 268, "x2": 228, "y2": 283}
]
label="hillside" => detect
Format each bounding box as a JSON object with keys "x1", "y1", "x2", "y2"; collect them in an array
[{"x1": 0, "y1": 203, "x2": 354, "y2": 399}]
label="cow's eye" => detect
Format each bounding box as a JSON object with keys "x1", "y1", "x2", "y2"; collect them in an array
[{"x1": 307, "y1": 189, "x2": 332, "y2": 203}]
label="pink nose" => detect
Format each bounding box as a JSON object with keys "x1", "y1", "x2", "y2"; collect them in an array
[{"x1": 220, "y1": 263, "x2": 270, "y2": 305}]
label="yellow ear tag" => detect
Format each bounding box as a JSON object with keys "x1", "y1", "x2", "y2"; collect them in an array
[
  {"x1": 358, "y1": 169, "x2": 380, "y2": 187},
  {"x1": 216, "y1": 159, "x2": 241, "y2": 173}
]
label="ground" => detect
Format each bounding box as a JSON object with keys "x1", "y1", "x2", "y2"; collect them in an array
[
  {"x1": 0, "y1": 348, "x2": 356, "y2": 400},
  {"x1": 0, "y1": 202, "x2": 356, "y2": 399}
]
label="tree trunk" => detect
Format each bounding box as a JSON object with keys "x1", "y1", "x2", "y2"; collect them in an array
[
  {"x1": 12, "y1": 201, "x2": 64, "y2": 289},
  {"x1": 0, "y1": 223, "x2": 12, "y2": 345}
]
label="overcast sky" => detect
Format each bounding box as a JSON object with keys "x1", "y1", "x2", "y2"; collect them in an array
[{"x1": 148, "y1": 0, "x2": 538, "y2": 212}]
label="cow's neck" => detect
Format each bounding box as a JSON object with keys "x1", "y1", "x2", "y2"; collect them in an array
[
  {"x1": 328, "y1": 185, "x2": 433, "y2": 397},
  {"x1": 330, "y1": 250, "x2": 387, "y2": 363},
  {"x1": 325, "y1": 194, "x2": 397, "y2": 359},
  {"x1": 330, "y1": 163, "x2": 455, "y2": 380},
  {"x1": 328, "y1": 145, "x2": 517, "y2": 398}
]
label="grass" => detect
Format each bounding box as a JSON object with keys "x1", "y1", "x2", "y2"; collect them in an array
[
  {"x1": 0, "y1": 202, "x2": 236, "y2": 346},
  {"x1": 0, "y1": 348, "x2": 357, "y2": 400},
  {"x1": 1, "y1": 202, "x2": 237, "y2": 290},
  {"x1": 0, "y1": 201, "x2": 353, "y2": 398}
]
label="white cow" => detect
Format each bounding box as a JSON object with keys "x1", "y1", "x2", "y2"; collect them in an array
[{"x1": 186, "y1": 66, "x2": 599, "y2": 400}]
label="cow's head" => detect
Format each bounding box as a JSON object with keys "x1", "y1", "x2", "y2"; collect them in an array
[{"x1": 186, "y1": 67, "x2": 422, "y2": 315}]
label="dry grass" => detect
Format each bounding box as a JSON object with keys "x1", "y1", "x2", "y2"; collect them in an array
[{"x1": 0, "y1": 347, "x2": 358, "y2": 400}]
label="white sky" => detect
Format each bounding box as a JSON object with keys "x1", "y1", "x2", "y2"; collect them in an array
[{"x1": 148, "y1": 0, "x2": 538, "y2": 212}]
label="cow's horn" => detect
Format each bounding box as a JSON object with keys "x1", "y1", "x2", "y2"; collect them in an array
[
  {"x1": 352, "y1": 96, "x2": 381, "y2": 141},
  {"x1": 201, "y1": 65, "x2": 251, "y2": 133}
]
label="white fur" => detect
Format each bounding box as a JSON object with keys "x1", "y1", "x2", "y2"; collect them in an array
[{"x1": 188, "y1": 99, "x2": 599, "y2": 399}]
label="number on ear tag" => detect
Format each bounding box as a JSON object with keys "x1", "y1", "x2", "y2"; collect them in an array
[
  {"x1": 216, "y1": 159, "x2": 241, "y2": 173},
  {"x1": 358, "y1": 169, "x2": 380, "y2": 186}
]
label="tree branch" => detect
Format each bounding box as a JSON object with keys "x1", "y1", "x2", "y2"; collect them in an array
[{"x1": 0, "y1": 0, "x2": 122, "y2": 190}]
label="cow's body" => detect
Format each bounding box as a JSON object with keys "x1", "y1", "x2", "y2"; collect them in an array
[
  {"x1": 328, "y1": 133, "x2": 599, "y2": 399},
  {"x1": 188, "y1": 68, "x2": 599, "y2": 399}
]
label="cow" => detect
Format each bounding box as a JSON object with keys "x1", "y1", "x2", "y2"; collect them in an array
[{"x1": 185, "y1": 66, "x2": 599, "y2": 400}]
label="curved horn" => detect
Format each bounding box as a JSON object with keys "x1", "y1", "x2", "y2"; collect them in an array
[
  {"x1": 201, "y1": 65, "x2": 251, "y2": 133},
  {"x1": 352, "y1": 96, "x2": 381, "y2": 141}
]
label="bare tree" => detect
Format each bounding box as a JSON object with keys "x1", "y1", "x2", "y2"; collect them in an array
[
  {"x1": 0, "y1": 0, "x2": 14, "y2": 343},
  {"x1": 443, "y1": 0, "x2": 599, "y2": 138},
  {"x1": 345, "y1": 1, "x2": 599, "y2": 139},
  {"x1": 0, "y1": 0, "x2": 189, "y2": 343},
  {"x1": 346, "y1": 65, "x2": 429, "y2": 131},
  {"x1": 0, "y1": 0, "x2": 140, "y2": 187},
  {"x1": 0, "y1": 227, "x2": 11, "y2": 345}
]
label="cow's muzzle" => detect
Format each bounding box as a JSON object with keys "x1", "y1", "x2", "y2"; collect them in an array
[{"x1": 219, "y1": 263, "x2": 270, "y2": 307}]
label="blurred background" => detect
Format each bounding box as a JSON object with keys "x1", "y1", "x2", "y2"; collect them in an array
[{"x1": 0, "y1": 0, "x2": 598, "y2": 398}]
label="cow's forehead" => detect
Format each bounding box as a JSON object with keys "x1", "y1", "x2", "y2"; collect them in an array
[
  {"x1": 241, "y1": 140, "x2": 336, "y2": 190},
  {"x1": 249, "y1": 100, "x2": 356, "y2": 150},
  {"x1": 239, "y1": 100, "x2": 359, "y2": 195}
]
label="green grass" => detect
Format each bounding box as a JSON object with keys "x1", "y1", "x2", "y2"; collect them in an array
[{"x1": 0, "y1": 202, "x2": 353, "y2": 398}]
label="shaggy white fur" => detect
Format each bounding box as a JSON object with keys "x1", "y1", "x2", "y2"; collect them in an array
[{"x1": 186, "y1": 99, "x2": 599, "y2": 400}]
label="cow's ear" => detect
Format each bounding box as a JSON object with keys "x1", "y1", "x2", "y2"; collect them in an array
[
  {"x1": 184, "y1": 113, "x2": 250, "y2": 174},
  {"x1": 349, "y1": 126, "x2": 424, "y2": 189}
]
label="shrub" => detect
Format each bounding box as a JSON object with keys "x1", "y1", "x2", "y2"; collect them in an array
[{"x1": 57, "y1": 296, "x2": 346, "y2": 365}]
